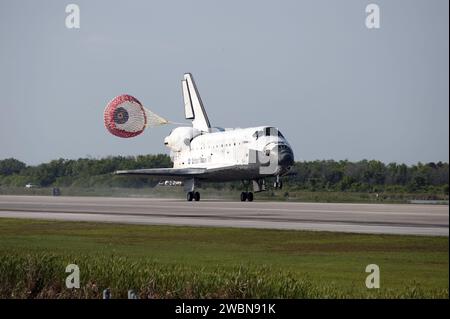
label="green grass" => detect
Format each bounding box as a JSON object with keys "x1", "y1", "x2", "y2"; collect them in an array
[{"x1": 0, "y1": 218, "x2": 448, "y2": 298}]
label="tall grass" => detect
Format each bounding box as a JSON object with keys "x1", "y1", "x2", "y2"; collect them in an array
[{"x1": 0, "y1": 253, "x2": 447, "y2": 299}]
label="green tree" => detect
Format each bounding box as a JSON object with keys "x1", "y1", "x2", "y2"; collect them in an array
[{"x1": 0, "y1": 158, "x2": 26, "y2": 175}]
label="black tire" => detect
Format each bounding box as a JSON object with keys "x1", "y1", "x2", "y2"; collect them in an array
[
  {"x1": 187, "y1": 192, "x2": 194, "y2": 201},
  {"x1": 240, "y1": 192, "x2": 247, "y2": 201},
  {"x1": 247, "y1": 192, "x2": 254, "y2": 202},
  {"x1": 194, "y1": 191, "x2": 200, "y2": 201}
]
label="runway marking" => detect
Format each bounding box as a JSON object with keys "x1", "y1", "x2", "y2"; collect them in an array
[
  {"x1": 0, "y1": 208, "x2": 447, "y2": 229},
  {"x1": 0, "y1": 202, "x2": 447, "y2": 217}
]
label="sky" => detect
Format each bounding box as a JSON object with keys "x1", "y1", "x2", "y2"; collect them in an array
[{"x1": 0, "y1": 0, "x2": 448, "y2": 165}]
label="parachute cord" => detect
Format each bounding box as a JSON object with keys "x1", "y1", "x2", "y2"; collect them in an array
[
  {"x1": 144, "y1": 120, "x2": 188, "y2": 127},
  {"x1": 167, "y1": 121, "x2": 189, "y2": 125}
]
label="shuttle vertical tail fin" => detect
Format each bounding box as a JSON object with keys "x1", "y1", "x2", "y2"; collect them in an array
[{"x1": 181, "y1": 73, "x2": 211, "y2": 132}]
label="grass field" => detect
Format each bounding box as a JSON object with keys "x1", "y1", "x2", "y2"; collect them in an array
[{"x1": 0, "y1": 218, "x2": 448, "y2": 299}]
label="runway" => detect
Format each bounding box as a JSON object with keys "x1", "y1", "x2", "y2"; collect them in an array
[{"x1": 0, "y1": 195, "x2": 448, "y2": 236}]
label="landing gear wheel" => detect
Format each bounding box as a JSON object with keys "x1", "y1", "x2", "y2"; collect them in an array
[
  {"x1": 194, "y1": 191, "x2": 200, "y2": 201},
  {"x1": 240, "y1": 192, "x2": 247, "y2": 202},
  {"x1": 187, "y1": 192, "x2": 194, "y2": 201},
  {"x1": 247, "y1": 192, "x2": 254, "y2": 202}
]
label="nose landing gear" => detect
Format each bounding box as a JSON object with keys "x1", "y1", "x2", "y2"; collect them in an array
[
  {"x1": 187, "y1": 191, "x2": 200, "y2": 201},
  {"x1": 273, "y1": 176, "x2": 283, "y2": 189},
  {"x1": 240, "y1": 191, "x2": 254, "y2": 202}
]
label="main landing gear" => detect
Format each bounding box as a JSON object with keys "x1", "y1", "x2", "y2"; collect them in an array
[
  {"x1": 240, "y1": 191, "x2": 254, "y2": 202},
  {"x1": 240, "y1": 180, "x2": 254, "y2": 202},
  {"x1": 185, "y1": 179, "x2": 201, "y2": 201},
  {"x1": 187, "y1": 191, "x2": 200, "y2": 201}
]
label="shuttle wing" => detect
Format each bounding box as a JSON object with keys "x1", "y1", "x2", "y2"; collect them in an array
[
  {"x1": 115, "y1": 164, "x2": 242, "y2": 180},
  {"x1": 181, "y1": 73, "x2": 211, "y2": 132},
  {"x1": 115, "y1": 167, "x2": 206, "y2": 178}
]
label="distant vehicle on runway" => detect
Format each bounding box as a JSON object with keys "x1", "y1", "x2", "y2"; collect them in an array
[{"x1": 106, "y1": 73, "x2": 294, "y2": 201}]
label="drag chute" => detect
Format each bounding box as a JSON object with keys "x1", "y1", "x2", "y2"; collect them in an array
[{"x1": 104, "y1": 94, "x2": 169, "y2": 138}]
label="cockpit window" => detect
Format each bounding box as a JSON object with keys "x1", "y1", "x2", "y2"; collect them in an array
[
  {"x1": 254, "y1": 128, "x2": 284, "y2": 139},
  {"x1": 265, "y1": 127, "x2": 283, "y2": 137}
]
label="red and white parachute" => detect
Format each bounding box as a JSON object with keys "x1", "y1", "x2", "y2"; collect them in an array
[{"x1": 104, "y1": 94, "x2": 169, "y2": 138}]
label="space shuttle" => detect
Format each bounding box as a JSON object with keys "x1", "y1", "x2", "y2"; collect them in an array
[{"x1": 116, "y1": 73, "x2": 294, "y2": 201}]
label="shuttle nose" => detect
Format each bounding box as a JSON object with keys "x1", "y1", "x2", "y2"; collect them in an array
[
  {"x1": 279, "y1": 149, "x2": 294, "y2": 167},
  {"x1": 275, "y1": 145, "x2": 294, "y2": 168}
]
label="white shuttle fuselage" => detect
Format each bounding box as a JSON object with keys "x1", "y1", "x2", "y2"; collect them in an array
[{"x1": 165, "y1": 126, "x2": 293, "y2": 181}]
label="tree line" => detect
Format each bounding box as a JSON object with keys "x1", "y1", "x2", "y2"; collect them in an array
[
  {"x1": 0, "y1": 155, "x2": 448, "y2": 194},
  {"x1": 287, "y1": 160, "x2": 448, "y2": 194}
]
